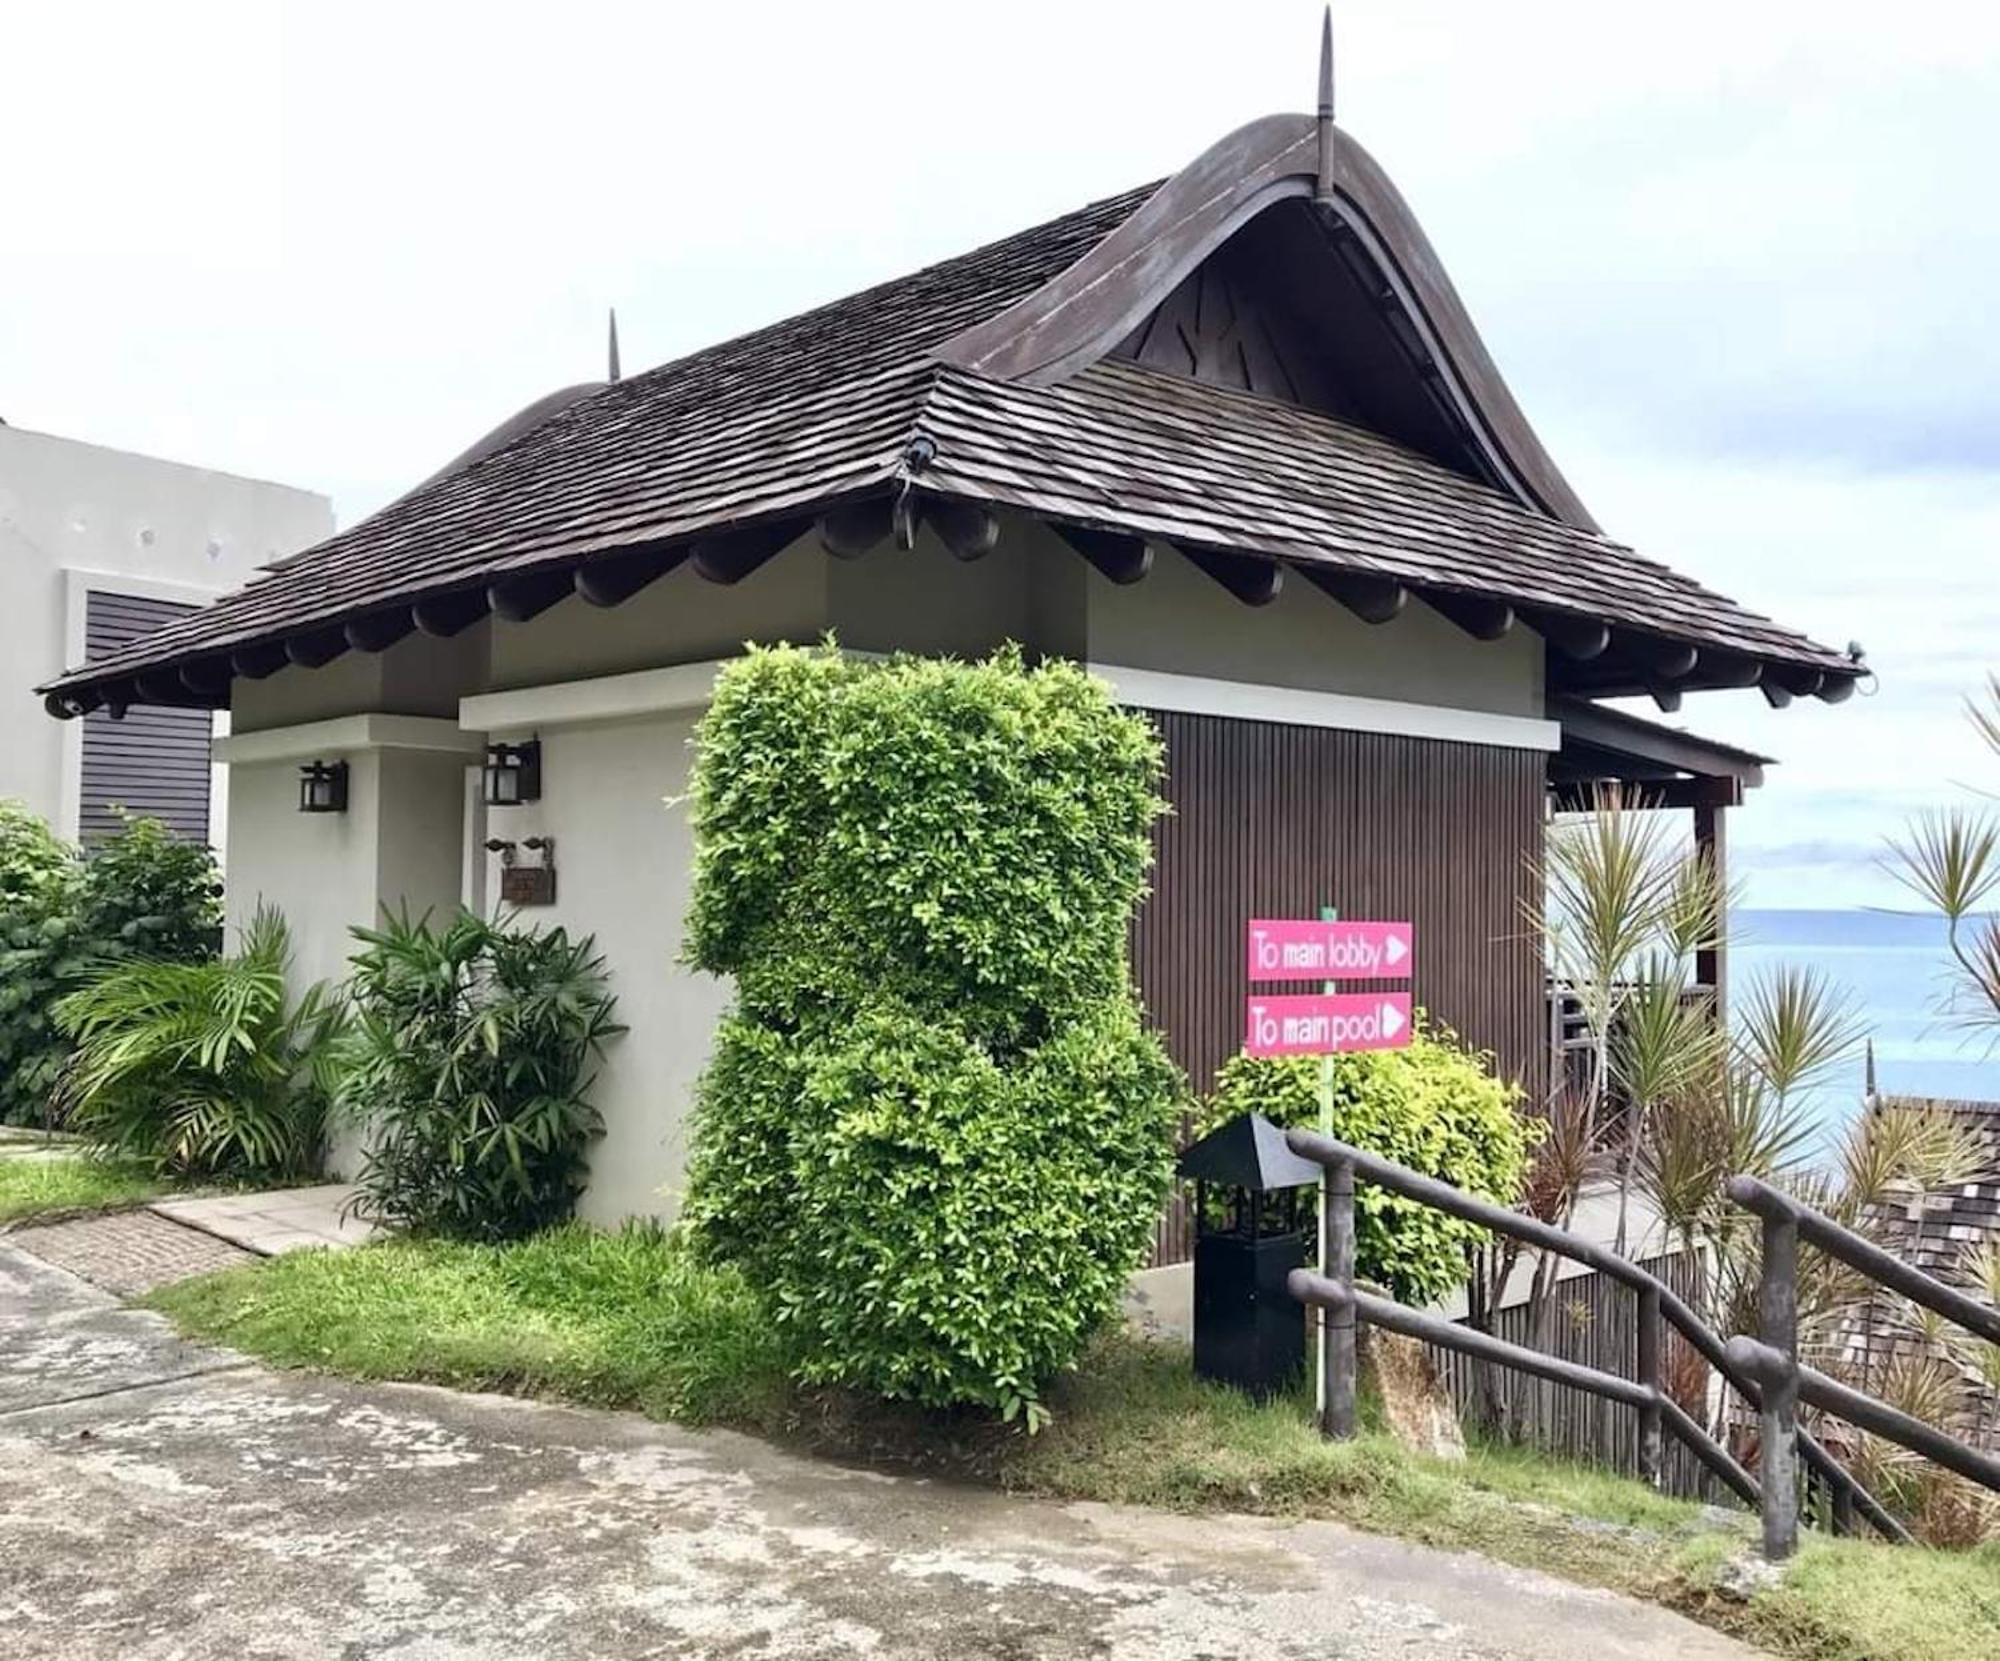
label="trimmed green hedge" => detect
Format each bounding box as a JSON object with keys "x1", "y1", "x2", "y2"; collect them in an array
[
  {"x1": 1202, "y1": 1016, "x2": 1535, "y2": 1304},
  {"x1": 681, "y1": 646, "x2": 1186, "y2": 1421}
]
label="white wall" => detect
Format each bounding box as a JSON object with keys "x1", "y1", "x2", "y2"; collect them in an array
[
  {"x1": 472, "y1": 708, "x2": 724, "y2": 1223},
  {"x1": 217, "y1": 719, "x2": 486, "y2": 1178},
  {"x1": 0, "y1": 424, "x2": 332, "y2": 835}
]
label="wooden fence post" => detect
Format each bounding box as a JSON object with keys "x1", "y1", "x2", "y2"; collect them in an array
[
  {"x1": 1759, "y1": 1212, "x2": 1801, "y2": 1560},
  {"x1": 1636, "y1": 1281, "x2": 1663, "y2": 1486},
  {"x1": 1321, "y1": 1153, "x2": 1356, "y2": 1439}
]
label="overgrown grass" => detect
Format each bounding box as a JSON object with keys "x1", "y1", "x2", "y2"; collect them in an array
[
  {"x1": 149, "y1": 1229, "x2": 2000, "y2": 1661},
  {"x1": 0, "y1": 1151, "x2": 168, "y2": 1224}
]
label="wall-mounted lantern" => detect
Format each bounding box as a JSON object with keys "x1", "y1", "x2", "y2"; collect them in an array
[
  {"x1": 298, "y1": 760, "x2": 349, "y2": 814},
  {"x1": 483, "y1": 739, "x2": 542, "y2": 808}
]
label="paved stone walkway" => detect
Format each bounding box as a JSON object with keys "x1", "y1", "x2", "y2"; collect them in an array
[
  {"x1": 0, "y1": 1240, "x2": 1761, "y2": 1661},
  {"x1": 151, "y1": 1181, "x2": 376, "y2": 1256},
  {"x1": 5, "y1": 1211, "x2": 253, "y2": 1297}
]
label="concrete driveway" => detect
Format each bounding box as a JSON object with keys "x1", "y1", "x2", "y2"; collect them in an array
[{"x1": 0, "y1": 1241, "x2": 1758, "y2": 1660}]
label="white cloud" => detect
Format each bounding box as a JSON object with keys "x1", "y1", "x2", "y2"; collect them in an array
[{"x1": 3, "y1": 2, "x2": 1994, "y2": 908}]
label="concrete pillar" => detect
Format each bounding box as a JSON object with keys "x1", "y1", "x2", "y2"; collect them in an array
[{"x1": 214, "y1": 714, "x2": 487, "y2": 1174}]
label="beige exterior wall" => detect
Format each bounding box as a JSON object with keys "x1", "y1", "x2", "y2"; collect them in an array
[
  {"x1": 1081, "y1": 527, "x2": 1545, "y2": 717},
  {"x1": 217, "y1": 719, "x2": 486, "y2": 1178},
  {"x1": 212, "y1": 509, "x2": 1549, "y2": 1217},
  {"x1": 472, "y1": 709, "x2": 722, "y2": 1222}
]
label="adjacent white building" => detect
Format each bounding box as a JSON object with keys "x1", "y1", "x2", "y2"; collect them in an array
[{"x1": 0, "y1": 423, "x2": 332, "y2": 849}]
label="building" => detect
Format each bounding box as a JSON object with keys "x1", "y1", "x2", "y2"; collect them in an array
[
  {"x1": 34, "y1": 60, "x2": 1861, "y2": 1225},
  {"x1": 1, "y1": 423, "x2": 332, "y2": 849}
]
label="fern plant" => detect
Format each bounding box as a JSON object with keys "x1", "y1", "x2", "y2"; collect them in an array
[
  {"x1": 53, "y1": 908, "x2": 343, "y2": 1178},
  {"x1": 338, "y1": 910, "x2": 622, "y2": 1241}
]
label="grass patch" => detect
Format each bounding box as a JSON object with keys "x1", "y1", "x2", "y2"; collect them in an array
[
  {"x1": 150, "y1": 1229, "x2": 2000, "y2": 1661},
  {"x1": 0, "y1": 1150, "x2": 168, "y2": 1224}
]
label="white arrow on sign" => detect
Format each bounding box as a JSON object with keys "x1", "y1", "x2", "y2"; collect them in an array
[
  {"x1": 1384, "y1": 933, "x2": 1409, "y2": 967},
  {"x1": 1380, "y1": 1001, "x2": 1406, "y2": 1041}
]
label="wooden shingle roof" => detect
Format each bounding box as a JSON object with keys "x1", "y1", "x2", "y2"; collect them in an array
[{"x1": 39, "y1": 118, "x2": 1865, "y2": 716}]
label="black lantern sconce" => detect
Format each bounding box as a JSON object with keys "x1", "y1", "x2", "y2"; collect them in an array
[
  {"x1": 297, "y1": 760, "x2": 349, "y2": 815},
  {"x1": 483, "y1": 738, "x2": 542, "y2": 808}
]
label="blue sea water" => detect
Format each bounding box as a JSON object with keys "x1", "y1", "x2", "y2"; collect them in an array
[{"x1": 1733, "y1": 908, "x2": 2000, "y2": 1149}]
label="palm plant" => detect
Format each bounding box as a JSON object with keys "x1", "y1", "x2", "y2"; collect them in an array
[
  {"x1": 1888, "y1": 672, "x2": 2000, "y2": 1044},
  {"x1": 338, "y1": 909, "x2": 623, "y2": 1241},
  {"x1": 53, "y1": 908, "x2": 343, "y2": 1178}
]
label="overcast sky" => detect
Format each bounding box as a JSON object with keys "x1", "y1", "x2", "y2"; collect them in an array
[{"x1": 5, "y1": 2, "x2": 1996, "y2": 908}]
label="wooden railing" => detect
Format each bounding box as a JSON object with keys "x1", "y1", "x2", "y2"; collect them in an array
[
  {"x1": 1725, "y1": 1174, "x2": 2000, "y2": 1559},
  {"x1": 1283, "y1": 1128, "x2": 1911, "y2": 1550}
]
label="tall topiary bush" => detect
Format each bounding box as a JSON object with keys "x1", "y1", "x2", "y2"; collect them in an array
[
  {"x1": 1200, "y1": 1015, "x2": 1535, "y2": 1306},
  {"x1": 681, "y1": 645, "x2": 1185, "y2": 1423}
]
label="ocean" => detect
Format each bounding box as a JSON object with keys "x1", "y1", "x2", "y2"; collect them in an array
[{"x1": 1732, "y1": 908, "x2": 2000, "y2": 1149}]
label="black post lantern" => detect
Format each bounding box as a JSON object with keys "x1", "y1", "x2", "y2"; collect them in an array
[
  {"x1": 1176, "y1": 1112, "x2": 1321, "y2": 1398},
  {"x1": 483, "y1": 738, "x2": 542, "y2": 807},
  {"x1": 297, "y1": 760, "x2": 348, "y2": 814}
]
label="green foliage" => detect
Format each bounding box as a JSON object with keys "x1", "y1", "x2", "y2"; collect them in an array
[
  {"x1": 72, "y1": 811, "x2": 223, "y2": 962},
  {"x1": 1200, "y1": 1017, "x2": 1534, "y2": 1305},
  {"x1": 54, "y1": 909, "x2": 342, "y2": 1178},
  {"x1": 0, "y1": 801, "x2": 83, "y2": 1125},
  {"x1": 681, "y1": 645, "x2": 1185, "y2": 1417},
  {"x1": 339, "y1": 909, "x2": 623, "y2": 1241},
  {"x1": 0, "y1": 804, "x2": 222, "y2": 1126}
]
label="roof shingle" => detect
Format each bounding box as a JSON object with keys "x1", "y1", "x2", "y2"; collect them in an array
[{"x1": 42, "y1": 177, "x2": 1859, "y2": 702}]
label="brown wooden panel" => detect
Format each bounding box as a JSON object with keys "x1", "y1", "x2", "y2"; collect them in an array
[{"x1": 1133, "y1": 709, "x2": 1545, "y2": 1265}]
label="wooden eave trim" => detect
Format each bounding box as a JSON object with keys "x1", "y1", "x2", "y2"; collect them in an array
[
  {"x1": 1089, "y1": 662, "x2": 1561, "y2": 754},
  {"x1": 934, "y1": 112, "x2": 1599, "y2": 533},
  {"x1": 1552, "y1": 696, "x2": 1768, "y2": 786}
]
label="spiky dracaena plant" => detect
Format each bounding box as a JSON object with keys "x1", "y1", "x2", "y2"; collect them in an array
[
  {"x1": 53, "y1": 908, "x2": 343, "y2": 1178},
  {"x1": 1528, "y1": 786, "x2": 1735, "y2": 1263},
  {"x1": 337, "y1": 909, "x2": 623, "y2": 1241},
  {"x1": 1888, "y1": 672, "x2": 2000, "y2": 1045}
]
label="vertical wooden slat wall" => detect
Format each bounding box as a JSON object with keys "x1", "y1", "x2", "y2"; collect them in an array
[
  {"x1": 1133, "y1": 709, "x2": 1547, "y2": 1266},
  {"x1": 80, "y1": 591, "x2": 213, "y2": 847}
]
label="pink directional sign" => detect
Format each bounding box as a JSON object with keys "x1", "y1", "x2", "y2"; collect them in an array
[
  {"x1": 1245, "y1": 918, "x2": 1413, "y2": 981},
  {"x1": 1244, "y1": 992, "x2": 1413, "y2": 1058}
]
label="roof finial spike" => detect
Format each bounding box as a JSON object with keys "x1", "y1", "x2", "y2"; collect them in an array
[
  {"x1": 607, "y1": 307, "x2": 622, "y2": 383},
  {"x1": 1314, "y1": 7, "x2": 1336, "y2": 205}
]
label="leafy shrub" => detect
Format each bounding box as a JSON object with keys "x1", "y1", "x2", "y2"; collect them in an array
[
  {"x1": 54, "y1": 909, "x2": 343, "y2": 1178},
  {"x1": 0, "y1": 802, "x2": 82, "y2": 1125},
  {"x1": 681, "y1": 645, "x2": 1185, "y2": 1421},
  {"x1": 0, "y1": 805, "x2": 222, "y2": 1127},
  {"x1": 1200, "y1": 1016, "x2": 1534, "y2": 1305},
  {"x1": 73, "y1": 811, "x2": 223, "y2": 962},
  {"x1": 339, "y1": 910, "x2": 622, "y2": 1241}
]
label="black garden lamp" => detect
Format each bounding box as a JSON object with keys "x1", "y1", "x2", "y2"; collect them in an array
[
  {"x1": 1176, "y1": 1111, "x2": 1321, "y2": 1398},
  {"x1": 297, "y1": 759, "x2": 348, "y2": 814},
  {"x1": 483, "y1": 739, "x2": 542, "y2": 807}
]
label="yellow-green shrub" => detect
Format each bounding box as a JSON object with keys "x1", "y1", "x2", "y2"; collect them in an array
[
  {"x1": 681, "y1": 646, "x2": 1185, "y2": 1421},
  {"x1": 1201, "y1": 1017, "x2": 1534, "y2": 1304}
]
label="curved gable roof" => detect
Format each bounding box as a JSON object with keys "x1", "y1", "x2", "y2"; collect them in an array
[{"x1": 938, "y1": 114, "x2": 1597, "y2": 533}]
